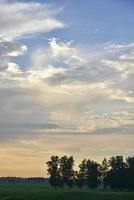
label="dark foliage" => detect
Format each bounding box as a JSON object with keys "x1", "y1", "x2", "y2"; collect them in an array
[{"x1": 46, "y1": 155, "x2": 134, "y2": 191}]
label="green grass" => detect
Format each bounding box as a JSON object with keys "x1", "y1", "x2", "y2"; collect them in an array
[{"x1": 0, "y1": 183, "x2": 134, "y2": 200}]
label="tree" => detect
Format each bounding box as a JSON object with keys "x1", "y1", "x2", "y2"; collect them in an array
[
  {"x1": 107, "y1": 156, "x2": 126, "y2": 190},
  {"x1": 46, "y1": 155, "x2": 134, "y2": 191},
  {"x1": 85, "y1": 159, "x2": 100, "y2": 189},
  {"x1": 59, "y1": 156, "x2": 75, "y2": 188},
  {"x1": 75, "y1": 159, "x2": 87, "y2": 189},
  {"x1": 100, "y1": 158, "x2": 109, "y2": 189},
  {"x1": 46, "y1": 155, "x2": 61, "y2": 188},
  {"x1": 126, "y1": 156, "x2": 134, "y2": 168},
  {"x1": 125, "y1": 156, "x2": 134, "y2": 191}
]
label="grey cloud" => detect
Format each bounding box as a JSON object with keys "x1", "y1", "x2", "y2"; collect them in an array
[
  {"x1": 90, "y1": 124, "x2": 134, "y2": 135},
  {"x1": 0, "y1": 122, "x2": 61, "y2": 141},
  {"x1": 0, "y1": 38, "x2": 27, "y2": 57},
  {"x1": 0, "y1": 122, "x2": 60, "y2": 129},
  {"x1": 46, "y1": 63, "x2": 121, "y2": 86},
  {"x1": 113, "y1": 73, "x2": 134, "y2": 94}
]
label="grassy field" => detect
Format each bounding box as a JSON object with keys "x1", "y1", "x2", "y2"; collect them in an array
[{"x1": 0, "y1": 183, "x2": 134, "y2": 200}]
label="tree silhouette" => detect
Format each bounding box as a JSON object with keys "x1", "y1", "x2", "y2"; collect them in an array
[
  {"x1": 46, "y1": 156, "x2": 61, "y2": 188},
  {"x1": 75, "y1": 159, "x2": 87, "y2": 189},
  {"x1": 46, "y1": 155, "x2": 134, "y2": 191},
  {"x1": 100, "y1": 158, "x2": 109, "y2": 189},
  {"x1": 125, "y1": 156, "x2": 134, "y2": 191},
  {"x1": 59, "y1": 156, "x2": 75, "y2": 188},
  {"x1": 85, "y1": 159, "x2": 100, "y2": 189},
  {"x1": 107, "y1": 156, "x2": 126, "y2": 190}
]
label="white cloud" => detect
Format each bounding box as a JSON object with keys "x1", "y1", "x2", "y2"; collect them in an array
[
  {"x1": 102, "y1": 59, "x2": 134, "y2": 73},
  {"x1": 119, "y1": 52, "x2": 134, "y2": 60},
  {"x1": 102, "y1": 42, "x2": 134, "y2": 80},
  {"x1": 104, "y1": 42, "x2": 134, "y2": 53},
  {"x1": 0, "y1": 0, "x2": 65, "y2": 68},
  {"x1": 0, "y1": 1, "x2": 64, "y2": 39},
  {"x1": 48, "y1": 38, "x2": 85, "y2": 66},
  {"x1": 7, "y1": 63, "x2": 21, "y2": 74},
  {"x1": 32, "y1": 38, "x2": 86, "y2": 68}
]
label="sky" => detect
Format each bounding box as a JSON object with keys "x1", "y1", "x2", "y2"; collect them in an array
[{"x1": 0, "y1": 0, "x2": 134, "y2": 177}]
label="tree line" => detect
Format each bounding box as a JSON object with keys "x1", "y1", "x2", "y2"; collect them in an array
[
  {"x1": 0, "y1": 177, "x2": 49, "y2": 183},
  {"x1": 46, "y1": 155, "x2": 134, "y2": 191}
]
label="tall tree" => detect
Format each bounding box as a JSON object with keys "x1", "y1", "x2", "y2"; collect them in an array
[
  {"x1": 59, "y1": 156, "x2": 75, "y2": 188},
  {"x1": 107, "y1": 156, "x2": 126, "y2": 190},
  {"x1": 100, "y1": 158, "x2": 109, "y2": 189},
  {"x1": 85, "y1": 159, "x2": 100, "y2": 189},
  {"x1": 46, "y1": 155, "x2": 61, "y2": 188},
  {"x1": 75, "y1": 159, "x2": 87, "y2": 189},
  {"x1": 125, "y1": 156, "x2": 134, "y2": 191}
]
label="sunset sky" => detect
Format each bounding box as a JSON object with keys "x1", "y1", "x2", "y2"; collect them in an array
[{"x1": 0, "y1": 0, "x2": 134, "y2": 177}]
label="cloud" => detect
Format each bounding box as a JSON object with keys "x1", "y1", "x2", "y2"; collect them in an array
[
  {"x1": 31, "y1": 39, "x2": 121, "y2": 86},
  {"x1": 0, "y1": 37, "x2": 134, "y2": 143},
  {"x1": 0, "y1": 37, "x2": 27, "y2": 57},
  {"x1": 119, "y1": 52, "x2": 134, "y2": 60},
  {"x1": 0, "y1": 37, "x2": 27, "y2": 70},
  {"x1": 31, "y1": 38, "x2": 86, "y2": 68},
  {"x1": 104, "y1": 43, "x2": 134, "y2": 53},
  {"x1": 0, "y1": 1, "x2": 64, "y2": 39},
  {"x1": 0, "y1": 1, "x2": 65, "y2": 71},
  {"x1": 7, "y1": 63, "x2": 21, "y2": 74},
  {"x1": 102, "y1": 59, "x2": 134, "y2": 74}
]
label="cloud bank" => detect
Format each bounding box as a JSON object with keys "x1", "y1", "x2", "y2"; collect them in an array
[{"x1": 0, "y1": 38, "x2": 134, "y2": 141}]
